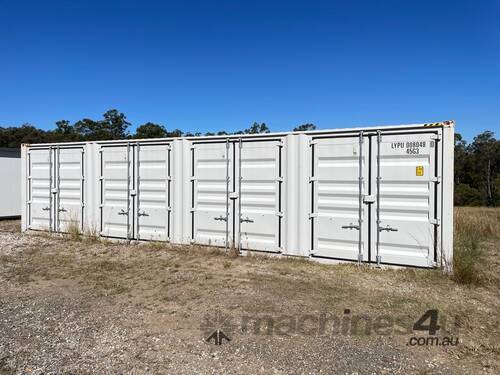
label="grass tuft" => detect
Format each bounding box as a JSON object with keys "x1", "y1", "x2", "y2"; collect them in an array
[{"x1": 453, "y1": 207, "x2": 498, "y2": 284}]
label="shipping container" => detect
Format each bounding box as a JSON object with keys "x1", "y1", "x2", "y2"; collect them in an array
[
  {"x1": 21, "y1": 121, "x2": 455, "y2": 269},
  {"x1": 0, "y1": 148, "x2": 21, "y2": 218}
]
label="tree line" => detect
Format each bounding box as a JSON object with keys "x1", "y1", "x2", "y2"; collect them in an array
[
  {"x1": 0, "y1": 109, "x2": 497, "y2": 206},
  {"x1": 0, "y1": 109, "x2": 317, "y2": 146}
]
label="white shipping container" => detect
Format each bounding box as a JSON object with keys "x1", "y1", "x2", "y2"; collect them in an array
[
  {"x1": 21, "y1": 121, "x2": 455, "y2": 269},
  {"x1": 0, "y1": 148, "x2": 21, "y2": 218}
]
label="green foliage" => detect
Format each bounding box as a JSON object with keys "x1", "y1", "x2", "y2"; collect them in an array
[
  {"x1": 293, "y1": 123, "x2": 316, "y2": 132},
  {"x1": 454, "y1": 131, "x2": 499, "y2": 206},
  {"x1": 454, "y1": 184, "x2": 483, "y2": 206},
  {"x1": 235, "y1": 122, "x2": 270, "y2": 135},
  {"x1": 135, "y1": 123, "x2": 168, "y2": 139}
]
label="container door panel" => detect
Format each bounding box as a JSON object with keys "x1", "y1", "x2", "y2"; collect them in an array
[
  {"x1": 312, "y1": 137, "x2": 369, "y2": 261},
  {"x1": 101, "y1": 147, "x2": 131, "y2": 238},
  {"x1": 28, "y1": 149, "x2": 53, "y2": 230},
  {"x1": 373, "y1": 133, "x2": 436, "y2": 267},
  {"x1": 137, "y1": 144, "x2": 170, "y2": 241},
  {"x1": 57, "y1": 148, "x2": 84, "y2": 232},
  {"x1": 192, "y1": 143, "x2": 232, "y2": 247},
  {"x1": 238, "y1": 141, "x2": 281, "y2": 252}
]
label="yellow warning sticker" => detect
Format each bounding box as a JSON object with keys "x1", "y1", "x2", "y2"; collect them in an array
[{"x1": 416, "y1": 166, "x2": 424, "y2": 176}]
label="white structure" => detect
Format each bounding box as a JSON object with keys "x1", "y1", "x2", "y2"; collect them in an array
[
  {"x1": 21, "y1": 121, "x2": 454, "y2": 268},
  {"x1": 0, "y1": 148, "x2": 21, "y2": 218}
]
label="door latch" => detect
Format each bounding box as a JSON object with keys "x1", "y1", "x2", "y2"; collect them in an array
[
  {"x1": 214, "y1": 215, "x2": 227, "y2": 222},
  {"x1": 138, "y1": 211, "x2": 149, "y2": 217},
  {"x1": 341, "y1": 223, "x2": 360, "y2": 230},
  {"x1": 379, "y1": 225, "x2": 398, "y2": 232},
  {"x1": 58, "y1": 207, "x2": 67, "y2": 212},
  {"x1": 118, "y1": 209, "x2": 129, "y2": 216},
  {"x1": 42, "y1": 206, "x2": 51, "y2": 211},
  {"x1": 240, "y1": 216, "x2": 254, "y2": 223}
]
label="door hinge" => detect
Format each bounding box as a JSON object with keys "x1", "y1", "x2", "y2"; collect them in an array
[
  {"x1": 276, "y1": 177, "x2": 283, "y2": 182},
  {"x1": 309, "y1": 176, "x2": 317, "y2": 183},
  {"x1": 430, "y1": 134, "x2": 441, "y2": 141},
  {"x1": 431, "y1": 176, "x2": 441, "y2": 184},
  {"x1": 430, "y1": 218, "x2": 440, "y2": 226},
  {"x1": 308, "y1": 213, "x2": 318, "y2": 219},
  {"x1": 276, "y1": 212, "x2": 283, "y2": 217},
  {"x1": 363, "y1": 195, "x2": 376, "y2": 204},
  {"x1": 309, "y1": 140, "x2": 317, "y2": 146}
]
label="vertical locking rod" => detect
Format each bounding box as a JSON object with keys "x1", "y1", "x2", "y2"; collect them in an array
[
  {"x1": 376, "y1": 131, "x2": 382, "y2": 265},
  {"x1": 238, "y1": 138, "x2": 242, "y2": 253},
  {"x1": 56, "y1": 146, "x2": 61, "y2": 232},
  {"x1": 126, "y1": 142, "x2": 131, "y2": 241},
  {"x1": 225, "y1": 139, "x2": 230, "y2": 252},
  {"x1": 358, "y1": 131, "x2": 364, "y2": 264},
  {"x1": 48, "y1": 147, "x2": 53, "y2": 232},
  {"x1": 136, "y1": 143, "x2": 141, "y2": 241}
]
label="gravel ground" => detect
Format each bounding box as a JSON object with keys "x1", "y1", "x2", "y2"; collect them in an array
[{"x1": 0, "y1": 219, "x2": 498, "y2": 374}]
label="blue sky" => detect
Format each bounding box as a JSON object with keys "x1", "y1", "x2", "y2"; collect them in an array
[{"x1": 0, "y1": 0, "x2": 498, "y2": 140}]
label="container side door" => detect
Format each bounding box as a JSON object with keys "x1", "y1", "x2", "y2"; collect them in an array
[
  {"x1": 136, "y1": 144, "x2": 171, "y2": 241},
  {"x1": 311, "y1": 136, "x2": 369, "y2": 261},
  {"x1": 237, "y1": 140, "x2": 282, "y2": 252},
  {"x1": 28, "y1": 148, "x2": 53, "y2": 230},
  {"x1": 192, "y1": 142, "x2": 232, "y2": 247},
  {"x1": 100, "y1": 146, "x2": 132, "y2": 239},
  {"x1": 372, "y1": 133, "x2": 437, "y2": 267},
  {"x1": 56, "y1": 148, "x2": 84, "y2": 232}
]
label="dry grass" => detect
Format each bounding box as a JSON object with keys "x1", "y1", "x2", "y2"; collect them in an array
[
  {"x1": 453, "y1": 207, "x2": 499, "y2": 284},
  {"x1": 0, "y1": 208, "x2": 498, "y2": 373},
  {"x1": 65, "y1": 218, "x2": 82, "y2": 241}
]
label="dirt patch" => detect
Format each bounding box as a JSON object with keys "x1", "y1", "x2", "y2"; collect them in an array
[{"x1": 0, "y1": 215, "x2": 498, "y2": 374}]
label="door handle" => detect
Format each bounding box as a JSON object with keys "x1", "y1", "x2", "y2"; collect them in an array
[
  {"x1": 240, "y1": 216, "x2": 254, "y2": 223},
  {"x1": 118, "y1": 209, "x2": 129, "y2": 216},
  {"x1": 214, "y1": 215, "x2": 227, "y2": 222},
  {"x1": 379, "y1": 225, "x2": 398, "y2": 232},
  {"x1": 138, "y1": 211, "x2": 149, "y2": 217},
  {"x1": 58, "y1": 207, "x2": 67, "y2": 212},
  {"x1": 42, "y1": 206, "x2": 51, "y2": 211},
  {"x1": 341, "y1": 223, "x2": 360, "y2": 230}
]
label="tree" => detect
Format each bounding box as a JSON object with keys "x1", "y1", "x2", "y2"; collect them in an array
[
  {"x1": 102, "y1": 109, "x2": 131, "y2": 139},
  {"x1": 0, "y1": 124, "x2": 49, "y2": 147},
  {"x1": 293, "y1": 123, "x2": 316, "y2": 132},
  {"x1": 244, "y1": 122, "x2": 270, "y2": 134},
  {"x1": 469, "y1": 131, "x2": 499, "y2": 206},
  {"x1": 135, "y1": 123, "x2": 168, "y2": 139}
]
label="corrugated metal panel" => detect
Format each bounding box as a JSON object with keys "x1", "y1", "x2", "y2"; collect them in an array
[
  {"x1": 100, "y1": 145, "x2": 131, "y2": 238},
  {"x1": 0, "y1": 149, "x2": 21, "y2": 218},
  {"x1": 311, "y1": 135, "x2": 369, "y2": 262},
  {"x1": 20, "y1": 122, "x2": 455, "y2": 269},
  {"x1": 136, "y1": 144, "x2": 171, "y2": 241},
  {"x1": 56, "y1": 147, "x2": 84, "y2": 232},
  {"x1": 237, "y1": 140, "x2": 282, "y2": 253},
  {"x1": 192, "y1": 141, "x2": 232, "y2": 248},
  {"x1": 27, "y1": 149, "x2": 52, "y2": 229}
]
